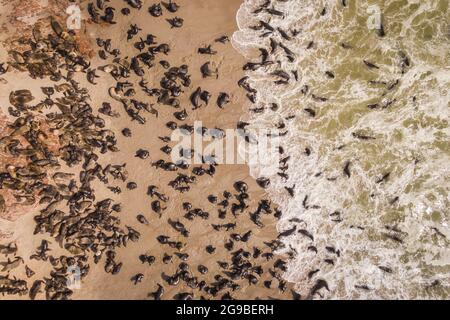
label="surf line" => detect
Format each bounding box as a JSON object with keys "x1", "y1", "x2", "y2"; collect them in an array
[{"x1": 176, "y1": 305, "x2": 210, "y2": 318}]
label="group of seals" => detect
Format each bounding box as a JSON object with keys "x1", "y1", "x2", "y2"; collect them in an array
[{"x1": 0, "y1": 0, "x2": 301, "y2": 300}]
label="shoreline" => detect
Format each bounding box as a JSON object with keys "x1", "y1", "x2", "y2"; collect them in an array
[{"x1": 0, "y1": 0, "x2": 295, "y2": 300}]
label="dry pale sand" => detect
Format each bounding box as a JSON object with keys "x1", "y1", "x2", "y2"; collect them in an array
[{"x1": 0, "y1": 0, "x2": 293, "y2": 300}]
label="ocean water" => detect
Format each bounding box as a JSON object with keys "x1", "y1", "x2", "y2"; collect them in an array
[{"x1": 233, "y1": 0, "x2": 450, "y2": 299}]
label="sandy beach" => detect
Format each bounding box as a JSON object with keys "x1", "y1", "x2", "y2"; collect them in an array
[
  {"x1": 2, "y1": 0, "x2": 448, "y2": 301},
  {"x1": 0, "y1": 0, "x2": 294, "y2": 300}
]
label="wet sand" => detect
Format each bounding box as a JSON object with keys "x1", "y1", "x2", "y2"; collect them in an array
[{"x1": 0, "y1": 0, "x2": 293, "y2": 300}]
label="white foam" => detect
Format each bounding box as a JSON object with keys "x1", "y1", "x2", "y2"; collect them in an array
[{"x1": 233, "y1": 0, "x2": 450, "y2": 299}]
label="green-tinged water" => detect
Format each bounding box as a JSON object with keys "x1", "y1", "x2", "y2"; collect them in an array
[{"x1": 234, "y1": 0, "x2": 450, "y2": 298}]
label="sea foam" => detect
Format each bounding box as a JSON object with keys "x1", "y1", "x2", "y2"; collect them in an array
[{"x1": 233, "y1": 0, "x2": 450, "y2": 299}]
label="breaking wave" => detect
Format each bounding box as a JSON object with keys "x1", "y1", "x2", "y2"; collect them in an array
[{"x1": 233, "y1": 0, "x2": 450, "y2": 299}]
